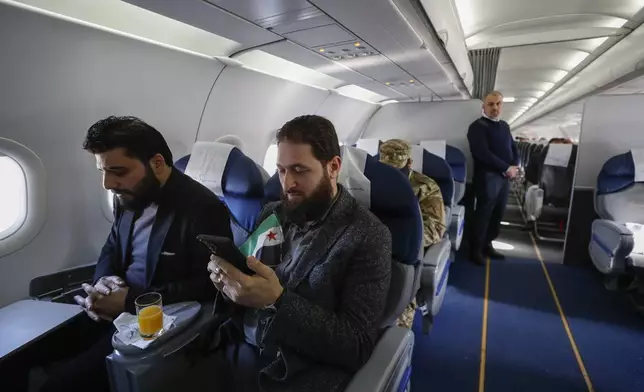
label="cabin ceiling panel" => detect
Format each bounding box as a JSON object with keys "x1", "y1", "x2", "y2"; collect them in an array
[
  {"x1": 206, "y1": 0, "x2": 313, "y2": 26},
  {"x1": 262, "y1": 41, "x2": 373, "y2": 85},
  {"x1": 124, "y1": 0, "x2": 281, "y2": 50},
  {"x1": 454, "y1": 0, "x2": 642, "y2": 44},
  {"x1": 355, "y1": 81, "x2": 410, "y2": 100}
]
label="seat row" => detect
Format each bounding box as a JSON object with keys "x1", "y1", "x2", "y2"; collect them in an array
[
  {"x1": 514, "y1": 140, "x2": 577, "y2": 242},
  {"x1": 590, "y1": 150, "x2": 644, "y2": 292}
]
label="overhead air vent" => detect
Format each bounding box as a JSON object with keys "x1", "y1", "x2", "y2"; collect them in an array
[{"x1": 468, "y1": 48, "x2": 501, "y2": 99}]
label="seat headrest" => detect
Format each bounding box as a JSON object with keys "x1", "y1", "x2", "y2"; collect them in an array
[
  {"x1": 419, "y1": 140, "x2": 446, "y2": 159},
  {"x1": 264, "y1": 146, "x2": 422, "y2": 265},
  {"x1": 176, "y1": 142, "x2": 265, "y2": 198},
  {"x1": 355, "y1": 138, "x2": 381, "y2": 156},
  {"x1": 445, "y1": 145, "x2": 467, "y2": 183},
  {"x1": 597, "y1": 151, "x2": 640, "y2": 195},
  {"x1": 338, "y1": 146, "x2": 371, "y2": 209},
  {"x1": 408, "y1": 145, "x2": 454, "y2": 206},
  {"x1": 544, "y1": 144, "x2": 573, "y2": 167}
]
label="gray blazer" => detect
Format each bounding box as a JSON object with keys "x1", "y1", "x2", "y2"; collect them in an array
[{"x1": 222, "y1": 186, "x2": 393, "y2": 392}]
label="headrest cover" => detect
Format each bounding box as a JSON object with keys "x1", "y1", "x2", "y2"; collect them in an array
[
  {"x1": 420, "y1": 140, "x2": 447, "y2": 159},
  {"x1": 410, "y1": 145, "x2": 424, "y2": 172},
  {"x1": 379, "y1": 139, "x2": 411, "y2": 169},
  {"x1": 632, "y1": 149, "x2": 644, "y2": 183},
  {"x1": 338, "y1": 146, "x2": 371, "y2": 209},
  {"x1": 184, "y1": 142, "x2": 234, "y2": 196},
  {"x1": 596, "y1": 151, "x2": 636, "y2": 195},
  {"x1": 356, "y1": 138, "x2": 381, "y2": 156},
  {"x1": 544, "y1": 144, "x2": 573, "y2": 167}
]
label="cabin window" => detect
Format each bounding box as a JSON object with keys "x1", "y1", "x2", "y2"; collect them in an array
[
  {"x1": 0, "y1": 154, "x2": 27, "y2": 240},
  {"x1": 263, "y1": 144, "x2": 278, "y2": 174}
]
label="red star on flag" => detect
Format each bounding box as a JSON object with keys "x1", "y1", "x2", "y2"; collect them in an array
[{"x1": 267, "y1": 231, "x2": 277, "y2": 241}]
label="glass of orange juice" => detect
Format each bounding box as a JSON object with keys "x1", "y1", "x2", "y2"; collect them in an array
[{"x1": 135, "y1": 292, "x2": 164, "y2": 339}]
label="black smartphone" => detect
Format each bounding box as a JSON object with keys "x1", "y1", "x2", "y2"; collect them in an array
[{"x1": 197, "y1": 234, "x2": 255, "y2": 276}]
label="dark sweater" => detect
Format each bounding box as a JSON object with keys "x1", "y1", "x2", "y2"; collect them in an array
[{"x1": 467, "y1": 117, "x2": 519, "y2": 174}]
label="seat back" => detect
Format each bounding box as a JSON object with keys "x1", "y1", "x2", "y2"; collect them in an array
[
  {"x1": 264, "y1": 146, "x2": 423, "y2": 327},
  {"x1": 401, "y1": 146, "x2": 453, "y2": 211},
  {"x1": 596, "y1": 150, "x2": 644, "y2": 223},
  {"x1": 538, "y1": 144, "x2": 577, "y2": 208},
  {"x1": 446, "y1": 145, "x2": 467, "y2": 203},
  {"x1": 176, "y1": 142, "x2": 265, "y2": 246}
]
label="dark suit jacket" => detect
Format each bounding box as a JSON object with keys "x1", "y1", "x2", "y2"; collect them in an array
[
  {"x1": 94, "y1": 169, "x2": 233, "y2": 313},
  {"x1": 220, "y1": 186, "x2": 392, "y2": 392}
]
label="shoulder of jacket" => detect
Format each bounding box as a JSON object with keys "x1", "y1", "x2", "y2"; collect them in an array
[{"x1": 411, "y1": 171, "x2": 438, "y2": 188}]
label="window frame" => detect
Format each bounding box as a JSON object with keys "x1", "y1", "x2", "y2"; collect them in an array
[{"x1": 0, "y1": 138, "x2": 47, "y2": 258}]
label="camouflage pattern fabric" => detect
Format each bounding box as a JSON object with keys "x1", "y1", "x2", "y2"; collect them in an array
[
  {"x1": 396, "y1": 298, "x2": 417, "y2": 329},
  {"x1": 379, "y1": 139, "x2": 447, "y2": 248},
  {"x1": 378, "y1": 138, "x2": 411, "y2": 169},
  {"x1": 410, "y1": 170, "x2": 446, "y2": 247}
]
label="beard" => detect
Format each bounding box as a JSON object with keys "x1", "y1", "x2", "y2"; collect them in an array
[
  {"x1": 113, "y1": 165, "x2": 161, "y2": 211},
  {"x1": 281, "y1": 172, "x2": 334, "y2": 225}
]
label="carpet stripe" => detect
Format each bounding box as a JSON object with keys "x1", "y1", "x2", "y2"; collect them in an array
[
  {"x1": 529, "y1": 233, "x2": 595, "y2": 392},
  {"x1": 478, "y1": 257, "x2": 490, "y2": 392}
]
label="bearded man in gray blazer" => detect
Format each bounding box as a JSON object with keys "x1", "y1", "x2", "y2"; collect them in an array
[{"x1": 207, "y1": 115, "x2": 393, "y2": 392}]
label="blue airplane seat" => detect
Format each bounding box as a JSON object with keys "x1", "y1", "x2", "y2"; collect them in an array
[
  {"x1": 446, "y1": 145, "x2": 467, "y2": 251},
  {"x1": 264, "y1": 145, "x2": 420, "y2": 392},
  {"x1": 405, "y1": 146, "x2": 453, "y2": 333},
  {"x1": 590, "y1": 150, "x2": 644, "y2": 277},
  {"x1": 175, "y1": 141, "x2": 266, "y2": 247}
]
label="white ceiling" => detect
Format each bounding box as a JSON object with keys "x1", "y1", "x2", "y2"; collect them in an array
[
  {"x1": 514, "y1": 72, "x2": 644, "y2": 140},
  {"x1": 118, "y1": 0, "x2": 462, "y2": 102},
  {"x1": 452, "y1": 0, "x2": 644, "y2": 123}
]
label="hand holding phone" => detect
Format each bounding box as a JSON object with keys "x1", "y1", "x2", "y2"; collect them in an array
[{"x1": 197, "y1": 234, "x2": 255, "y2": 276}]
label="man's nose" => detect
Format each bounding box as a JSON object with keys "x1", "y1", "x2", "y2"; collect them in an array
[
  {"x1": 282, "y1": 171, "x2": 296, "y2": 191},
  {"x1": 102, "y1": 173, "x2": 118, "y2": 190}
]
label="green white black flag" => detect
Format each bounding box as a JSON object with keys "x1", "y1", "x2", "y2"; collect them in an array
[{"x1": 238, "y1": 213, "x2": 284, "y2": 267}]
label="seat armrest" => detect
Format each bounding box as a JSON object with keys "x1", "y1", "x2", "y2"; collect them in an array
[
  {"x1": 422, "y1": 237, "x2": 451, "y2": 267},
  {"x1": 344, "y1": 327, "x2": 414, "y2": 392},
  {"x1": 589, "y1": 219, "x2": 634, "y2": 275},
  {"x1": 29, "y1": 262, "x2": 96, "y2": 300}
]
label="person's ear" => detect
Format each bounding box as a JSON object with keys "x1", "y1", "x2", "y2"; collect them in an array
[
  {"x1": 328, "y1": 156, "x2": 341, "y2": 180},
  {"x1": 148, "y1": 154, "x2": 165, "y2": 175}
]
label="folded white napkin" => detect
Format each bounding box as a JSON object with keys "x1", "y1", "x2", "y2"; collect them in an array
[{"x1": 113, "y1": 312, "x2": 177, "y2": 349}]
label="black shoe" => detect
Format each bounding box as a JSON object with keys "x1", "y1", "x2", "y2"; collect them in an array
[
  {"x1": 470, "y1": 253, "x2": 486, "y2": 266},
  {"x1": 484, "y1": 246, "x2": 505, "y2": 260}
]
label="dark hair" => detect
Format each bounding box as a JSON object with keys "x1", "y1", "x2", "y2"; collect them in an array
[
  {"x1": 83, "y1": 116, "x2": 173, "y2": 165},
  {"x1": 276, "y1": 115, "x2": 340, "y2": 163}
]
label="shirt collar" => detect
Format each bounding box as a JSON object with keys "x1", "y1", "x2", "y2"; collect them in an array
[{"x1": 482, "y1": 112, "x2": 500, "y2": 122}]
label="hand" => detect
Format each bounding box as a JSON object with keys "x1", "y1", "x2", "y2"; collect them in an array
[
  {"x1": 506, "y1": 166, "x2": 519, "y2": 179},
  {"x1": 74, "y1": 279, "x2": 129, "y2": 322},
  {"x1": 207, "y1": 255, "x2": 283, "y2": 309},
  {"x1": 74, "y1": 283, "x2": 108, "y2": 322},
  {"x1": 93, "y1": 275, "x2": 126, "y2": 296}
]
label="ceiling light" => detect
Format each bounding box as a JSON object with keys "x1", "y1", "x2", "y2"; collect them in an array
[
  {"x1": 409, "y1": 80, "x2": 415, "y2": 83},
  {"x1": 381, "y1": 100, "x2": 399, "y2": 105},
  {"x1": 385, "y1": 82, "x2": 391, "y2": 86},
  {"x1": 354, "y1": 42, "x2": 361, "y2": 47},
  {"x1": 503, "y1": 97, "x2": 516, "y2": 103},
  {"x1": 319, "y1": 48, "x2": 325, "y2": 52}
]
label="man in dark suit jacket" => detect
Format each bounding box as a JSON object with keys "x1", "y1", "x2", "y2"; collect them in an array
[
  {"x1": 207, "y1": 115, "x2": 392, "y2": 392},
  {"x1": 34, "y1": 116, "x2": 233, "y2": 392}
]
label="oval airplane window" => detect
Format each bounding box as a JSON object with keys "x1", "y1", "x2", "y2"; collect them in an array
[
  {"x1": 263, "y1": 144, "x2": 278, "y2": 175},
  {"x1": 0, "y1": 154, "x2": 27, "y2": 240}
]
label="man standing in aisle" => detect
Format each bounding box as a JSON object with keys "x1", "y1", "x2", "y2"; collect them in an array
[{"x1": 467, "y1": 91, "x2": 519, "y2": 266}]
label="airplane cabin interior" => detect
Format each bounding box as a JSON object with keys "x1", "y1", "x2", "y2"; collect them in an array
[{"x1": 1, "y1": 0, "x2": 644, "y2": 391}]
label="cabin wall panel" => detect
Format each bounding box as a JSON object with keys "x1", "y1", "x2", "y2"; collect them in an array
[
  {"x1": 0, "y1": 3, "x2": 220, "y2": 305},
  {"x1": 197, "y1": 66, "x2": 331, "y2": 162},
  {"x1": 362, "y1": 100, "x2": 483, "y2": 180},
  {"x1": 315, "y1": 94, "x2": 379, "y2": 143},
  {"x1": 576, "y1": 94, "x2": 644, "y2": 188}
]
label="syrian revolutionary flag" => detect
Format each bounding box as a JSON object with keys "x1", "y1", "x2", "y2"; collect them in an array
[{"x1": 238, "y1": 213, "x2": 284, "y2": 268}]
